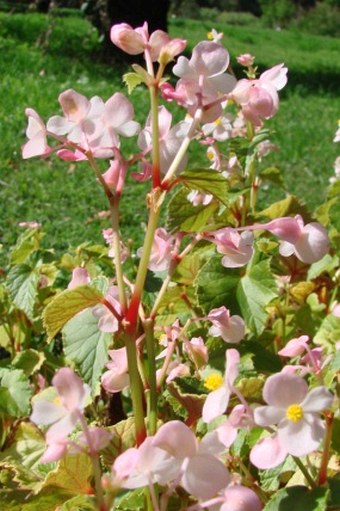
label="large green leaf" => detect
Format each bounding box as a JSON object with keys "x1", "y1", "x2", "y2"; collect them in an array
[
  {"x1": 258, "y1": 195, "x2": 311, "y2": 222},
  {"x1": 263, "y1": 486, "x2": 329, "y2": 511},
  {"x1": 236, "y1": 259, "x2": 278, "y2": 335},
  {"x1": 0, "y1": 368, "x2": 32, "y2": 417},
  {"x1": 37, "y1": 453, "x2": 93, "y2": 496},
  {"x1": 7, "y1": 264, "x2": 40, "y2": 320},
  {"x1": 195, "y1": 255, "x2": 241, "y2": 314},
  {"x1": 102, "y1": 417, "x2": 136, "y2": 467},
  {"x1": 166, "y1": 186, "x2": 218, "y2": 233},
  {"x1": 179, "y1": 168, "x2": 229, "y2": 205},
  {"x1": 62, "y1": 308, "x2": 111, "y2": 393},
  {"x1": 43, "y1": 285, "x2": 104, "y2": 341},
  {"x1": 0, "y1": 422, "x2": 45, "y2": 470},
  {"x1": 313, "y1": 314, "x2": 340, "y2": 353}
]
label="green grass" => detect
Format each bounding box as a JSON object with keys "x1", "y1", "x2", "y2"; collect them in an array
[{"x1": 0, "y1": 11, "x2": 339, "y2": 262}]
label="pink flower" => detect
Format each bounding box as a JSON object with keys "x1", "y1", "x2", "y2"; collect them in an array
[
  {"x1": 90, "y1": 93, "x2": 140, "y2": 149},
  {"x1": 183, "y1": 336, "x2": 209, "y2": 369},
  {"x1": 187, "y1": 190, "x2": 213, "y2": 206},
  {"x1": 113, "y1": 437, "x2": 178, "y2": 489},
  {"x1": 202, "y1": 349, "x2": 240, "y2": 423},
  {"x1": 236, "y1": 53, "x2": 255, "y2": 67},
  {"x1": 138, "y1": 106, "x2": 189, "y2": 175},
  {"x1": 214, "y1": 484, "x2": 263, "y2": 511},
  {"x1": 278, "y1": 335, "x2": 310, "y2": 357},
  {"x1": 30, "y1": 368, "x2": 90, "y2": 446},
  {"x1": 67, "y1": 267, "x2": 91, "y2": 290},
  {"x1": 208, "y1": 307, "x2": 245, "y2": 344},
  {"x1": 170, "y1": 41, "x2": 237, "y2": 121},
  {"x1": 101, "y1": 347, "x2": 129, "y2": 393},
  {"x1": 22, "y1": 108, "x2": 50, "y2": 159},
  {"x1": 92, "y1": 286, "x2": 122, "y2": 333},
  {"x1": 231, "y1": 64, "x2": 288, "y2": 126},
  {"x1": 110, "y1": 22, "x2": 170, "y2": 61},
  {"x1": 206, "y1": 228, "x2": 254, "y2": 268},
  {"x1": 243, "y1": 215, "x2": 329, "y2": 264},
  {"x1": 138, "y1": 227, "x2": 175, "y2": 272},
  {"x1": 216, "y1": 404, "x2": 254, "y2": 448},
  {"x1": 202, "y1": 111, "x2": 233, "y2": 142},
  {"x1": 47, "y1": 89, "x2": 101, "y2": 144},
  {"x1": 153, "y1": 421, "x2": 230, "y2": 500},
  {"x1": 102, "y1": 158, "x2": 127, "y2": 190},
  {"x1": 253, "y1": 373, "x2": 333, "y2": 459},
  {"x1": 250, "y1": 434, "x2": 287, "y2": 470}
]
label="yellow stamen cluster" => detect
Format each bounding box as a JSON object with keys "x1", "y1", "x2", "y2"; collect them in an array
[
  {"x1": 207, "y1": 149, "x2": 215, "y2": 161},
  {"x1": 214, "y1": 117, "x2": 222, "y2": 126},
  {"x1": 207, "y1": 31, "x2": 213, "y2": 41},
  {"x1": 204, "y1": 373, "x2": 223, "y2": 391},
  {"x1": 286, "y1": 404, "x2": 304, "y2": 422}
]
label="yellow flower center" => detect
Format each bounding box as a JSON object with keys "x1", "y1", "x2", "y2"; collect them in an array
[
  {"x1": 204, "y1": 373, "x2": 223, "y2": 391},
  {"x1": 207, "y1": 149, "x2": 215, "y2": 161},
  {"x1": 286, "y1": 404, "x2": 304, "y2": 422},
  {"x1": 207, "y1": 31, "x2": 213, "y2": 40},
  {"x1": 214, "y1": 117, "x2": 222, "y2": 126}
]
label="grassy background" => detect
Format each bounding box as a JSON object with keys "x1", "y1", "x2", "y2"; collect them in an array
[{"x1": 0, "y1": 12, "x2": 339, "y2": 260}]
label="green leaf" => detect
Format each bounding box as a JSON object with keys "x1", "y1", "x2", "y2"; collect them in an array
[
  {"x1": 195, "y1": 255, "x2": 241, "y2": 314},
  {"x1": 123, "y1": 72, "x2": 145, "y2": 94},
  {"x1": 7, "y1": 264, "x2": 40, "y2": 320},
  {"x1": 9, "y1": 228, "x2": 42, "y2": 265},
  {"x1": 263, "y1": 486, "x2": 329, "y2": 511},
  {"x1": 59, "y1": 494, "x2": 97, "y2": 510},
  {"x1": 258, "y1": 195, "x2": 311, "y2": 222},
  {"x1": 237, "y1": 259, "x2": 278, "y2": 335},
  {"x1": 12, "y1": 349, "x2": 45, "y2": 377},
  {"x1": 62, "y1": 308, "x2": 111, "y2": 393},
  {"x1": 166, "y1": 186, "x2": 218, "y2": 233},
  {"x1": 38, "y1": 453, "x2": 93, "y2": 495},
  {"x1": 23, "y1": 487, "x2": 76, "y2": 510},
  {"x1": 43, "y1": 285, "x2": 104, "y2": 341},
  {"x1": 179, "y1": 168, "x2": 229, "y2": 205},
  {"x1": 0, "y1": 422, "x2": 45, "y2": 470},
  {"x1": 167, "y1": 378, "x2": 206, "y2": 423},
  {"x1": 102, "y1": 417, "x2": 136, "y2": 467},
  {"x1": 0, "y1": 368, "x2": 32, "y2": 417},
  {"x1": 313, "y1": 314, "x2": 340, "y2": 353},
  {"x1": 116, "y1": 488, "x2": 144, "y2": 511},
  {"x1": 307, "y1": 254, "x2": 339, "y2": 280},
  {"x1": 260, "y1": 166, "x2": 285, "y2": 188},
  {"x1": 259, "y1": 457, "x2": 297, "y2": 491}
]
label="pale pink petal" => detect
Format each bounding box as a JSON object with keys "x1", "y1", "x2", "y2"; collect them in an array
[
  {"x1": 101, "y1": 370, "x2": 130, "y2": 393},
  {"x1": 52, "y1": 367, "x2": 89, "y2": 411},
  {"x1": 300, "y1": 387, "x2": 333, "y2": 413},
  {"x1": 153, "y1": 420, "x2": 197, "y2": 459},
  {"x1": 279, "y1": 241, "x2": 295, "y2": 257},
  {"x1": 262, "y1": 217, "x2": 302, "y2": 244},
  {"x1": 22, "y1": 133, "x2": 49, "y2": 159},
  {"x1": 113, "y1": 447, "x2": 139, "y2": 482},
  {"x1": 105, "y1": 93, "x2": 134, "y2": 128},
  {"x1": 46, "y1": 115, "x2": 73, "y2": 136},
  {"x1": 149, "y1": 30, "x2": 170, "y2": 61},
  {"x1": 181, "y1": 454, "x2": 230, "y2": 500},
  {"x1": 40, "y1": 441, "x2": 68, "y2": 463},
  {"x1": 216, "y1": 420, "x2": 238, "y2": 448},
  {"x1": 250, "y1": 435, "x2": 287, "y2": 469},
  {"x1": 260, "y1": 63, "x2": 288, "y2": 91},
  {"x1": 67, "y1": 267, "x2": 91, "y2": 290},
  {"x1": 110, "y1": 23, "x2": 145, "y2": 55},
  {"x1": 220, "y1": 485, "x2": 263, "y2": 511},
  {"x1": 30, "y1": 400, "x2": 67, "y2": 426},
  {"x1": 254, "y1": 405, "x2": 285, "y2": 427},
  {"x1": 278, "y1": 416, "x2": 325, "y2": 456},
  {"x1": 59, "y1": 89, "x2": 90, "y2": 122},
  {"x1": 45, "y1": 410, "x2": 79, "y2": 443},
  {"x1": 191, "y1": 41, "x2": 229, "y2": 76},
  {"x1": 202, "y1": 386, "x2": 230, "y2": 423},
  {"x1": 263, "y1": 373, "x2": 308, "y2": 408},
  {"x1": 226, "y1": 348, "x2": 240, "y2": 386},
  {"x1": 294, "y1": 223, "x2": 329, "y2": 264},
  {"x1": 277, "y1": 335, "x2": 309, "y2": 357}
]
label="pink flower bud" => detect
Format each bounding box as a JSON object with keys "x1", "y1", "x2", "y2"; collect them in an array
[
  {"x1": 208, "y1": 306, "x2": 245, "y2": 344},
  {"x1": 110, "y1": 22, "x2": 146, "y2": 55},
  {"x1": 67, "y1": 267, "x2": 91, "y2": 290},
  {"x1": 236, "y1": 53, "x2": 255, "y2": 67}
]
